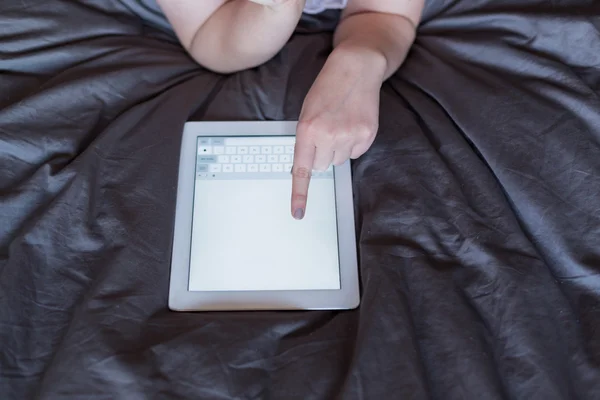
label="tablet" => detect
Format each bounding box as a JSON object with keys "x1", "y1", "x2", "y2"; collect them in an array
[{"x1": 169, "y1": 121, "x2": 359, "y2": 311}]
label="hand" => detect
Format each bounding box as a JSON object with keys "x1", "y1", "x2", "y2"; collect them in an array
[{"x1": 290, "y1": 48, "x2": 384, "y2": 220}]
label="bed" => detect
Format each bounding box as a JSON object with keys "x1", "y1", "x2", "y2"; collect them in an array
[{"x1": 2, "y1": 0, "x2": 600, "y2": 398}]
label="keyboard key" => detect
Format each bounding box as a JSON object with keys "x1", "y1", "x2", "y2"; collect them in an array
[
  {"x1": 238, "y1": 146, "x2": 248, "y2": 154},
  {"x1": 224, "y1": 137, "x2": 294, "y2": 146},
  {"x1": 212, "y1": 138, "x2": 224, "y2": 146},
  {"x1": 284, "y1": 163, "x2": 293, "y2": 172},
  {"x1": 199, "y1": 138, "x2": 210, "y2": 146},
  {"x1": 213, "y1": 146, "x2": 225, "y2": 155},
  {"x1": 274, "y1": 146, "x2": 284, "y2": 154},
  {"x1": 243, "y1": 155, "x2": 254, "y2": 163},
  {"x1": 280, "y1": 154, "x2": 291, "y2": 163},
  {"x1": 223, "y1": 164, "x2": 233, "y2": 173},
  {"x1": 261, "y1": 146, "x2": 272, "y2": 154},
  {"x1": 217, "y1": 155, "x2": 230, "y2": 163},
  {"x1": 259, "y1": 164, "x2": 271, "y2": 172},
  {"x1": 234, "y1": 164, "x2": 247, "y2": 173},
  {"x1": 285, "y1": 146, "x2": 294, "y2": 154},
  {"x1": 256, "y1": 155, "x2": 266, "y2": 163},
  {"x1": 231, "y1": 155, "x2": 242, "y2": 163},
  {"x1": 273, "y1": 164, "x2": 283, "y2": 172},
  {"x1": 198, "y1": 155, "x2": 216, "y2": 163},
  {"x1": 248, "y1": 164, "x2": 259, "y2": 172},
  {"x1": 268, "y1": 155, "x2": 278, "y2": 163},
  {"x1": 209, "y1": 164, "x2": 222, "y2": 173},
  {"x1": 250, "y1": 146, "x2": 260, "y2": 154},
  {"x1": 197, "y1": 164, "x2": 208, "y2": 172},
  {"x1": 198, "y1": 146, "x2": 212, "y2": 155},
  {"x1": 225, "y1": 147, "x2": 236, "y2": 154}
]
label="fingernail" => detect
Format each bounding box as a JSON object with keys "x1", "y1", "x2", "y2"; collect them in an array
[{"x1": 293, "y1": 208, "x2": 304, "y2": 220}]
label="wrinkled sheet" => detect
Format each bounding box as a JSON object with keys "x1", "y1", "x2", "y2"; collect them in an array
[{"x1": 2, "y1": 1, "x2": 600, "y2": 399}]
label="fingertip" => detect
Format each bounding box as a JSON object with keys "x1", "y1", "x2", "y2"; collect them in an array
[{"x1": 293, "y1": 207, "x2": 304, "y2": 220}]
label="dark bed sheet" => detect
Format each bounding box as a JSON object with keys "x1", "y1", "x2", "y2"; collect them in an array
[{"x1": 2, "y1": 0, "x2": 600, "y2": 399}]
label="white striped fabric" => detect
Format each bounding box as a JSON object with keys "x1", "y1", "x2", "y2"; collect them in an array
[{"x1": 303, "y1": 0, "x2": 348, "y2": 14}]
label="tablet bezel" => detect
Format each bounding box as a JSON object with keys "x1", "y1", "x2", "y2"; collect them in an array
[{"x1": 169, "y1": 121, "x2": 359, "y2": 311}]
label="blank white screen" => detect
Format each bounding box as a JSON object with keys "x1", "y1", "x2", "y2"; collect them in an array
[{"x1": 188, "y1": 176, "x2": 340, "y2": 291}]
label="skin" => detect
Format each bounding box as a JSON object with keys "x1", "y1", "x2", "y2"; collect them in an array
[{"x1": 156, "y1": 0, "x2": 425, "y2": 219}]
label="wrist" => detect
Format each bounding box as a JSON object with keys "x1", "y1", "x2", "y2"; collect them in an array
[{"x1": 328, "y1": 42, "x2": 388, "y2": 84}]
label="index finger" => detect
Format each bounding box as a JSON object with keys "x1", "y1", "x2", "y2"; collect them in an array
[{"x1": 291, "y1": 137, "x2": 315, "y2": 220}]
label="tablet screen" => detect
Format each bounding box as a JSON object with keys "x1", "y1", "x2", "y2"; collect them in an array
[{"x1": 188, "y1": 136, "x2": 340, "y2": 292}]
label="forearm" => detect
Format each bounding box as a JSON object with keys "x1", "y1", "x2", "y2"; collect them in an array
[
  {"x1": 190, "y1": 0, "x2": 304, "y2": 73},
  {"x1": 332, "y1": 12, "x2": 417, "y2": 81}
]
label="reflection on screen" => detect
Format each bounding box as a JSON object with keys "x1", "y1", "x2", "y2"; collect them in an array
[{"x1": 189, "y1": 136, "x2": 340, "y2": 292}]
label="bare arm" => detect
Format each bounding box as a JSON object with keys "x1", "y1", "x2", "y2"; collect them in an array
[
  {"x1": 290, "y1": 0, "x2": 425, "y2": 219},
  {"x1": 333, "y1": 0, "x2": 424, "y2": 80},
  {"x1": 156, "y1": 0, "x2": 305, "y2": 73}
]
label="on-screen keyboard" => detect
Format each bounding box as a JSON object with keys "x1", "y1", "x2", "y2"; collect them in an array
[{"x1": 195, "y1": 136, "x2": 333, "y2": 180}]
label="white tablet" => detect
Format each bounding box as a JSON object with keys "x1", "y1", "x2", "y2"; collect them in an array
[{"x1": 169, "y1": 121, "x2": 359, "y2": 311}]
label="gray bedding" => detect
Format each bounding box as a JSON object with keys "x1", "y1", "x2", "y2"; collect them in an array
[{"x1": 2, "y1": 0, "x2": 600, "y2": 398}]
